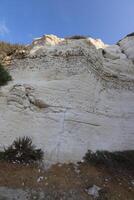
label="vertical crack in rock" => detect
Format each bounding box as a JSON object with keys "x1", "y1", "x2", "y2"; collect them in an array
[{"x1": 56, "y1": 108, "x2": 67, "y2": 162}]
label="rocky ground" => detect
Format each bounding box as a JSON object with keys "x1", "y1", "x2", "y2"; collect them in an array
[{"x1": 0, "y1": 161, "x2": 133, "y2": 200}]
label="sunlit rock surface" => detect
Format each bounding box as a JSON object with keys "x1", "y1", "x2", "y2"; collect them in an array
[{"x1": 0, "y1": 34, "x2": 134, "y2": 163}]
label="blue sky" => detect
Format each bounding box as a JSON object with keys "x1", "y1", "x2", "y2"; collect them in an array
[{"x1": 0, "y1": 0, "x2": 133, "y2": 44}]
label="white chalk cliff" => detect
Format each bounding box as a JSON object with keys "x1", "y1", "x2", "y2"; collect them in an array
[{"x1": 0, "y1": 34, "x2": 134, "y2": 163}]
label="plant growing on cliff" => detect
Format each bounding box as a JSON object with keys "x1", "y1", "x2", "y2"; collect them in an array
[
  {"x1": 0, "y1": 63, "x2": 12, "y2": 86},
  {"x1": 65, "y1": 35, "x2": 88, "y2": 40},
  {"x1": 83, "y1": 150, "x2": 134, "y2": 170},
  {"x1": 0, "y1": 41, "x2": 26, "y2": 62},
  {"x1": 2, "y1": 136, "x2": 44, "y2": 164}
]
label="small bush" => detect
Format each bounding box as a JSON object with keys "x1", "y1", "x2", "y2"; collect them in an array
[
  {"x1": 0, "y1": 63, "x2": 12, "y2": 86},
  {"x1": 83, "y1": 150, "x2": 134, "y2": 170},
  {"x1": 117, "y1": 32, "x2": 134, "y2": 44},
  {"x1": 126, "y1": 32, "x2": 134, "y2": 37},
  {"x1": 2, "y1": 136, "x2": 44, "y2": 164},
  {"x1": 65, "y1": 35, "x2": 88, "y2": 40}
]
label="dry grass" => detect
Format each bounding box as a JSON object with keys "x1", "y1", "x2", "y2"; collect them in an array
[{"x1": 0, "y1": 41, "x2": 26, "y2": 63}]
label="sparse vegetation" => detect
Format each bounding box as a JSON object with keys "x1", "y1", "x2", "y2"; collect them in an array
[
  {"x1": 0, "y1": 63, "x2": 12, "y2": 86},
  {"x1": 65, "y1": 35, "x2": 88, "y2": 40},
  {"x1": 126, "y1": 32, "x2": 134, "y2": 37},
  {"x1": 83, "y1": 150, "x2": 134, "y2": 170},
  {"x1": 0, "y1": 41, "x2": 26, "y2": 62},
  {"x1": 0, "y1": 136, "x2": 43, "y2": 164},
  {"x1": 117, "y1": 32, "x2": 134, "y2": 44},
  {"x1": 102, "y1": 49, "x2": 106, "y2": 56},
  {"x1": 0, "y1": 161, "x2": 133, "y2": 200}
]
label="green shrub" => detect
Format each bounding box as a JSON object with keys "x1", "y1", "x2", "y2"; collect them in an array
[
  {"x1": 65, "y1": 35, "x2": 88, "y2": 40},
  {"x1": 2, "y1": 136, "x2": 44, "y2": 164},
  {"x1": 83, "y1": 150, "x2": 134, "y2": 170},
  {"x1": 126, "y1": 32, "x2": 134, "y2": 37},
  {"x1": 117, "y1": 32, "x2": 134, "y2": 44},
  {"x1": 0, "y1": 63, "x2": 12, "y2": 86}
]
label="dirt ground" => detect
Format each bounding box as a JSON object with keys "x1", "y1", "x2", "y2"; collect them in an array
[{"x1": 0, "y1": 161, "x2": 133, "y2": 199}]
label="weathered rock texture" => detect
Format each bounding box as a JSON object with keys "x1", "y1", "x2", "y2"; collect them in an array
[{"x1": 0, "y1": 34, "x2": 134, "y2": 163}]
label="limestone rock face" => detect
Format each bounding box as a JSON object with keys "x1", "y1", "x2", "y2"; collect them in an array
[
  {"x1": 118, "y1": 34, "x2": 134, "y2": 61},
  {"x1": 0, "y1": 34, "x2": 134, "y2": 163}
]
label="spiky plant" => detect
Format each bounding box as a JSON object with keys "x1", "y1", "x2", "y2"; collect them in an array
[{"x1": 4, "y1": 136, "x2": 43, "y2": 164}]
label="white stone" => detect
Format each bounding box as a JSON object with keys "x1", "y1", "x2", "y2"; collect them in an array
[{"x1": 86, "y1": 185, "x2": 101, "y2": 198}]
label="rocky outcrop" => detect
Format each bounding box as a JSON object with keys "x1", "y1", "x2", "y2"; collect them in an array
[
  {"x1": 0, "y1": 34, "x2": 134, "y2": 163},
  {"x1": 118, "y1": 34, "x2": 134, "y2": 61},
  {"x1": 32, "y1": 34, "x2": 63, "y2": 47},
  {"x1": 30, "y1": 34, "x2": 64, "y2": 56}
]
